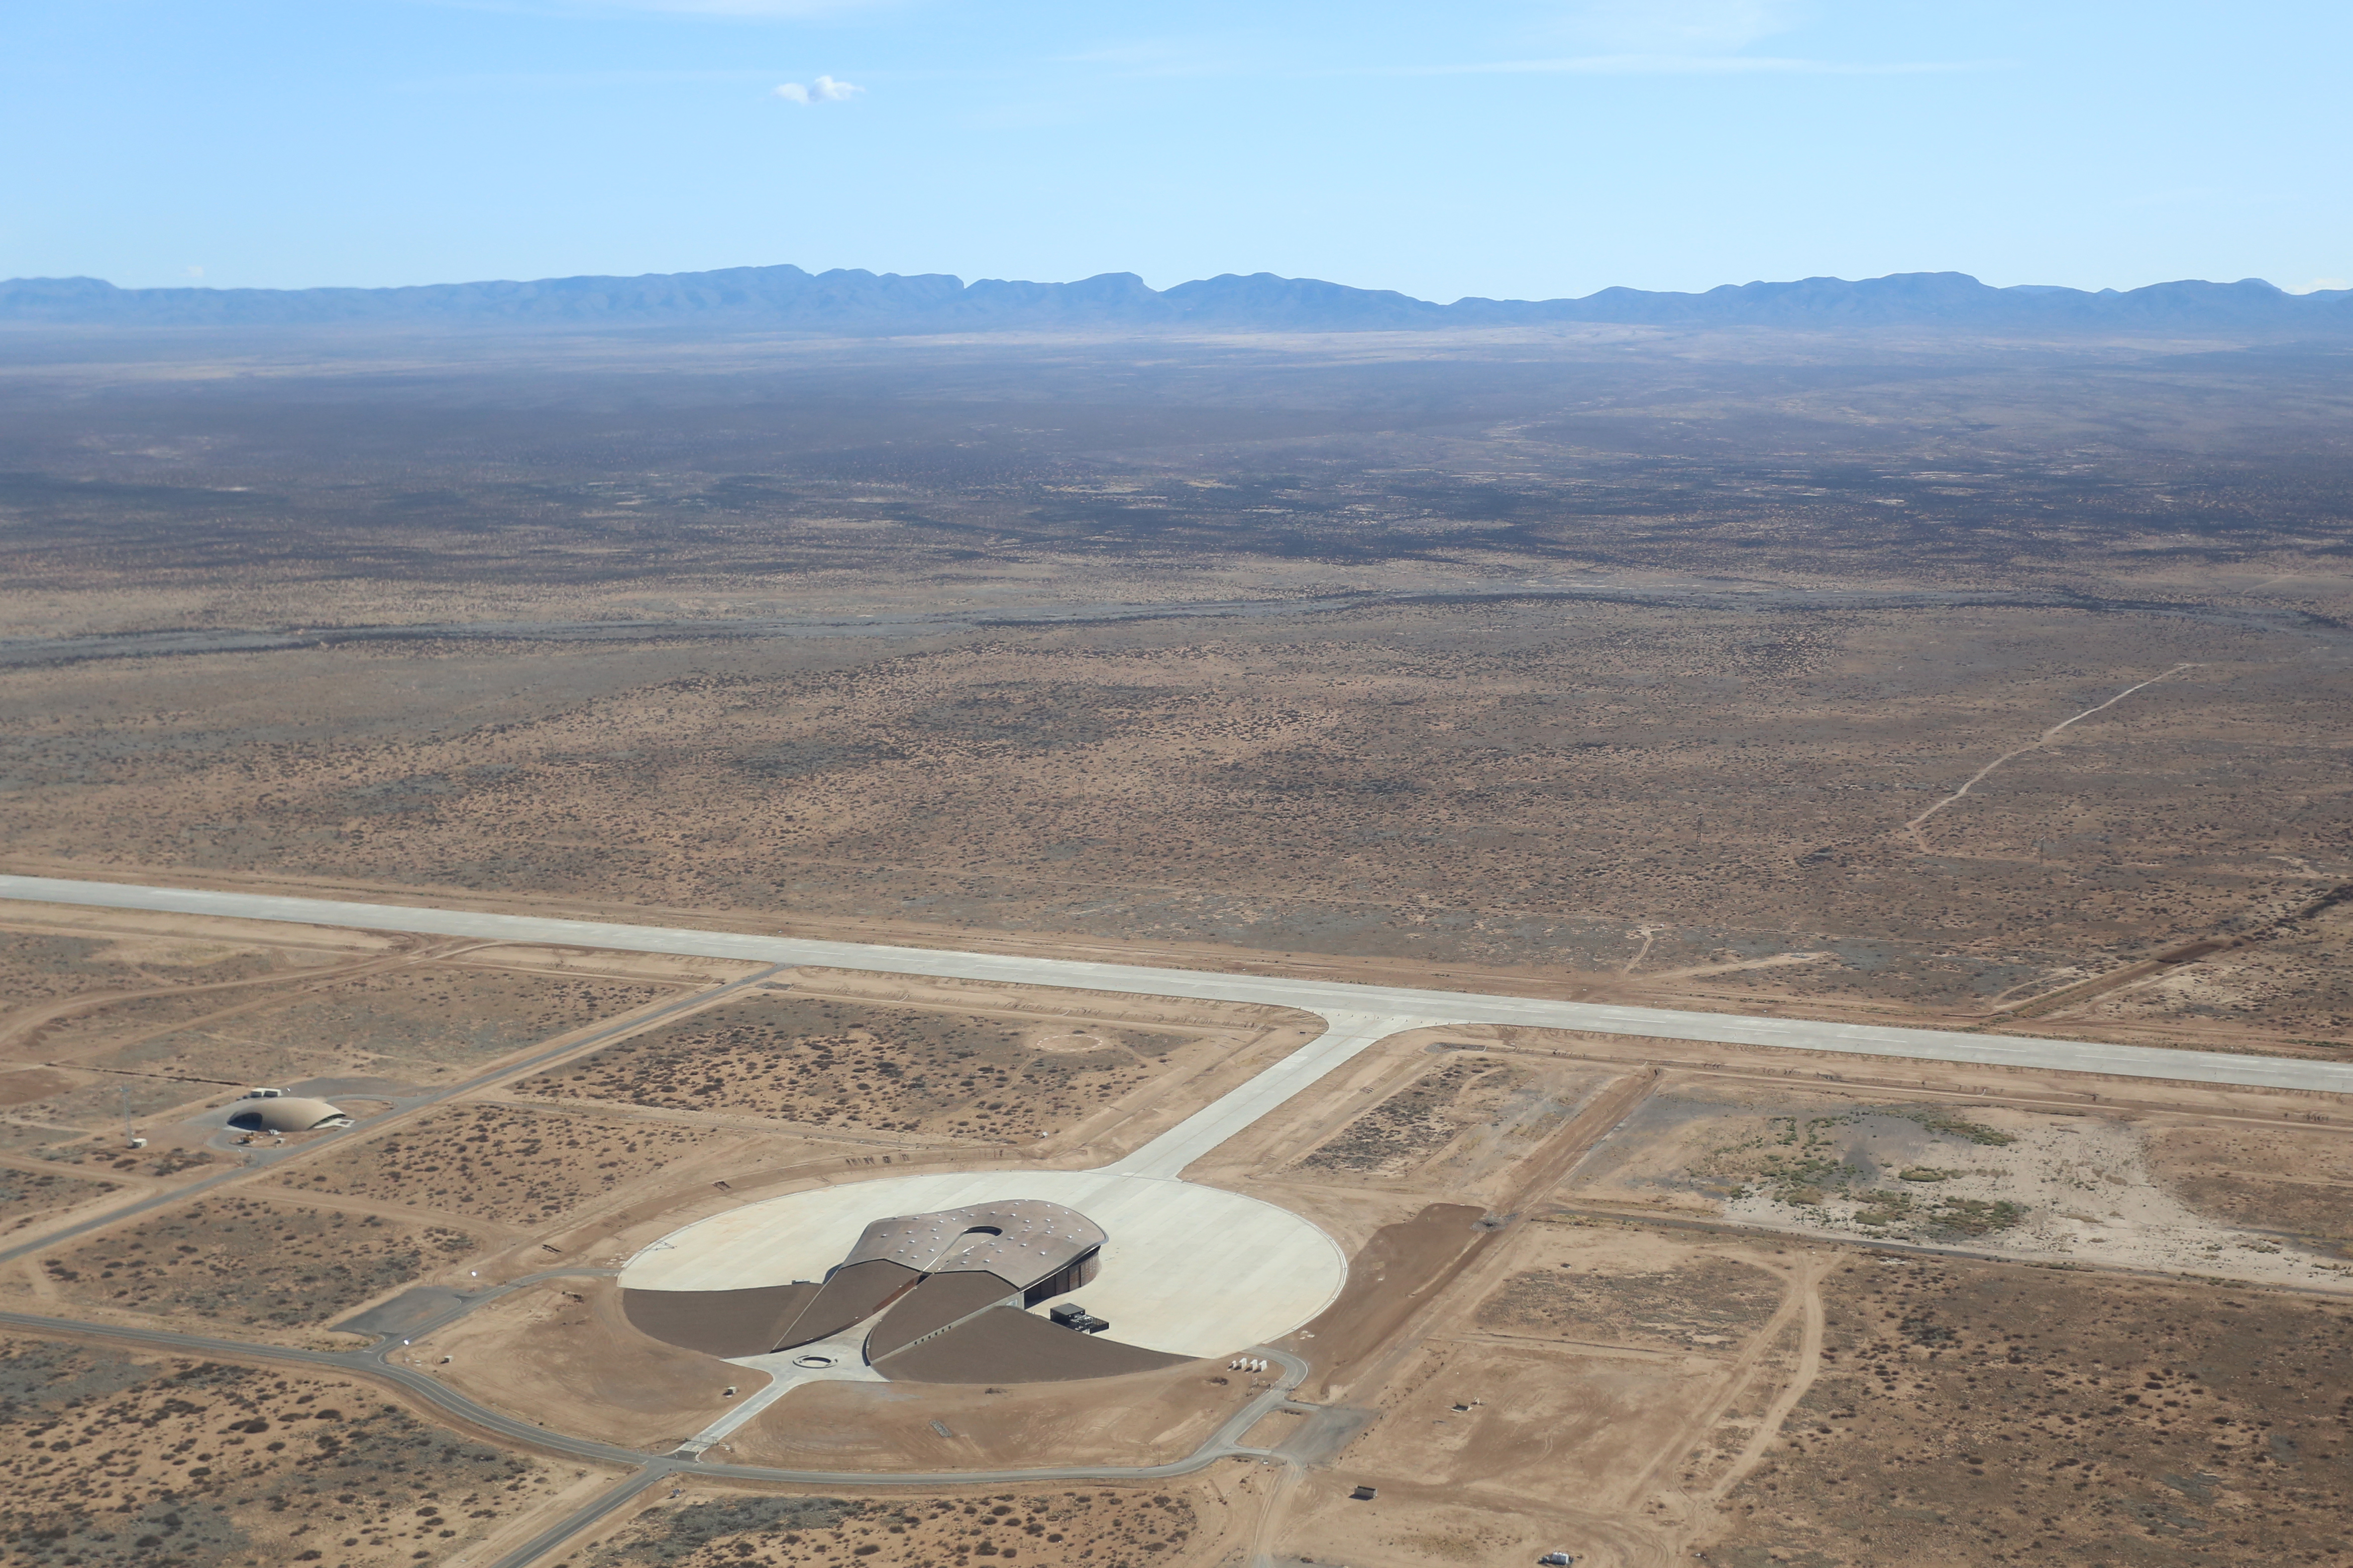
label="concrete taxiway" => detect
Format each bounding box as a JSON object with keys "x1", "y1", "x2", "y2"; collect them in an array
[{"x1": 7, "y1": 873, "x2": 2349, "y2": 1095}]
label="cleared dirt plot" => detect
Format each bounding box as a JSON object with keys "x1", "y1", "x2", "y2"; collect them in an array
[
  {"x1": 1282, "y1": 1204, "x2": 1494, "y2": 1401},
  {"x1": 282, "y1": 1102, "x2": 718, "y2": 1225},
  {"x1": 1572, "y1": 1086, "x2": 2040, "y2": 1223},
  {"x1": 415, "y1": 1279, "x2": 755, "y2": 1446},
  {"x1": 0, "y1": 1163, "x2": 118, "y2": 1233},
  {"x1": 41, "y1": 1196, "x2": 475, "y2": 1329},
  {"x1": 1477, "y1": 1238, "x2": 1782, "y2": 1353},
  {"x1": 1706, "y1": 1257, "x2": 2353, "y2": 1567},
  {"x1": 1273, "y1": 1485, "x2": 1597, "y2": 1568},
  {"x1": 1292, "y1": 1223, "x2": 1795, "y2": 1530},
  {"x1": 0, "y1": 1334, "x2": 570, "y2": 1568},
  {"x1": 1340, "y1": 1332, "x2": 1734, "y2": 1521},
  {"x1": 0, "y1": 1065, "x2": 76, "y2": 1109},
  {"x1": 728, "y1": 1368, "x2": 1251, "y2": 1473},
  {"x1": 515, "y1": 993, "x2": 1191, "y2": 1140},
  {"x1": 584, "y1": 1488, "x2": 1212, "y2": 1568},
  {"x1": 1557, "y1": 1081, "x2": 2353, "y2": 1288}
]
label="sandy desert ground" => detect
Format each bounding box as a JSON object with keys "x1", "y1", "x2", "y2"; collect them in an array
[{"x1": 3, "y1": 322, "x2": 2350, "y2": 1567}]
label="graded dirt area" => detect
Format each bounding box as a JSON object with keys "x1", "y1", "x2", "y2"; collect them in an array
[
  {"x1": 579, "y1": 1485, "x2": 1222, "y2": 1568},
  {"x1": 1477, "y1": 1246, "x2": 1782, "y2": 1353},
  {"x1": 728, "y1": 1366, "x2": 1255, "y2": 1473},
  {"x1": 278, "y1": 1102, "x2": 729, "y2": 1226},
  {"x1": 0, "y1": 1333, "x2": 586, "y2": 1568},
  {"x1": 1305, "y1": 1220, "x2": 1807, "y2": 1539},
  {"x1": 1541, "y1": 1068, "x2": 2353, "y2": 1292},
  {"x1": 39, "y1": 1195, "x2": 477, "y2": 1330},
  {"x1": 1703, "y1": 1256, "x2": 2353, "y2": 1566},
  {"x1": 1278, "y1": 1203, "x2": 1496, "y2": 1402},
  {"x1": 408, "y1": 1278, "x2": 747, "y2": 1449}
]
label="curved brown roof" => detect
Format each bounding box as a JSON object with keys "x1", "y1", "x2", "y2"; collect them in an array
[
  {"x1": 875, "y1": 1307, "x2": 1188, "y2": 1383},
  {"x1": 771, "y1": 1259, "x2": 920, "y2": 1351},
  {"x1": 840, "y1": 1199, "x2": 1105, "y2": 1292},
  {"x1": 622, "y1": 1283, "x2": 820, "y2": 1359},
  {"x1": 864, "y1": 1270, "x2": 1019, "y2": 1361}
]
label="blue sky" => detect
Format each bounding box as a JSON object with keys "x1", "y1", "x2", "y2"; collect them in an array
[{"x1": 5, "y1": 1, "x2": 2347, "y2": 299}]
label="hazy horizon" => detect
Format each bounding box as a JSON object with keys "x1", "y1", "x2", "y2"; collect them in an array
[
  {"x1": 10, "y1": 261, "x2": 2342, "y2": 302},
  {"x1": 6, "y1": 1, "x2": 2345, "y2": 302}
]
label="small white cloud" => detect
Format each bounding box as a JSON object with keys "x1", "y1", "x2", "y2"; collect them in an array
[
  {"x1": 2286, "y1": 277, "x2": 2349, "y2": 295},
  {"x1": 773, "y1": 74, "x2": 861, "y2": 104},
  {"x1": 186, "y1": 265, "x2": 204, "y2": 278}
]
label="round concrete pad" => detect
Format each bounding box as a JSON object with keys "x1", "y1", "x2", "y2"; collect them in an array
[{"x1": 620, "y1": 1171, "x2": 1347, "y2": 1360}]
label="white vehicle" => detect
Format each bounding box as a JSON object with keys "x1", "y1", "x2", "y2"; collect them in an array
[
  {"x1": 1539, "y1": 1553, "x2": 1575, "y2": 1565},
  {"x1": 241, "y1": 1087, "x2": 284, "y2": 1099}
]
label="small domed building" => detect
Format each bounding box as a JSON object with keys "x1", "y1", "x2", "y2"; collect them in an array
[{"x1": 227, "y1": 1096, "x2": 351, "y2": 1133}]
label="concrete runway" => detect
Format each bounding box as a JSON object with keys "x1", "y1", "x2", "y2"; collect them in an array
[{"x1": 9, "y1": 873, "x2": 2351, "y2": 1095}]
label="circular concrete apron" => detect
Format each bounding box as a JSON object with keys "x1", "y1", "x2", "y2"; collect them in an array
[{"x1": 621, "y1": 1169, "x2": 1347, "y2": 1359}]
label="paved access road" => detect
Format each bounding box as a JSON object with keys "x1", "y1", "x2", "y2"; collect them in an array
[
  {"x1": 0, "y1": 1303, "x2": 1307, "y2": 1485},
  {"x1": 0, "y1": 1303, "x2": 1311, "y2": 1568},
  {"x1": 8, "y1": 874, "x2": 2350, "y2": 1095}
]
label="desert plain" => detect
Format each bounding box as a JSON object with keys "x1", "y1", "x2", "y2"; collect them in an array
[{"x1": 1, "y1": 318, "x2": 2349, "y2": 1567}]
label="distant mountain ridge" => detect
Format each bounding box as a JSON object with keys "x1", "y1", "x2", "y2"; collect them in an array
[{"x1": 5, "y1": 265, "x2": 2349, "y2": 334}]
